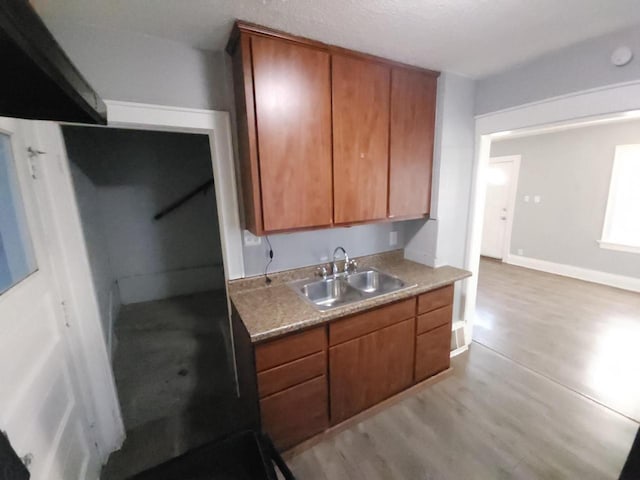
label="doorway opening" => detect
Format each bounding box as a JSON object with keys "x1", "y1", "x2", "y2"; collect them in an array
[
  {"x1": 470, "y1": 112, "x2": 640, "y2": 427},
  {"x1": 62, "y1": 126, "x2": 236, "y2": 479},
  {"x1": 480, "y1": 155, "x2": 520, "y2": 261}
]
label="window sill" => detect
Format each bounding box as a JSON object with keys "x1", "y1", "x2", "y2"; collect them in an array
[{"x1": 598, "y1": 240, "x2": 640, "y2": 254}]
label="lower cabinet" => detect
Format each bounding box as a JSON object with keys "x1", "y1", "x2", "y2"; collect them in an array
[
  {"x1": 260, "y1": 375, "x2": 329, "y2": 450},
  {"x1": 415, "y1": 323, "x2": 451, "y2": 382},
  {"x1": 329, "y1": 318, "x2": 415, "y2": 424},
  {"x1": 255, "y1": 326, "x2": 329, "y2": 450},
  {"x1": 253, "y1": 284, "x2": 456, "y2": 450}
]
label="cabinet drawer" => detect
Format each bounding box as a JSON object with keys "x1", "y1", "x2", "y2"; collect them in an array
[
  {"x1": 417, "y1": 305, "x2": 452, "y2": 335},
  {"x1": 260, "y1": 375, "x2": 329, "y2": 450},
  {"x1": 415, "y1": 323, "x2": 451, "y2": 382},
  {"x1": 255, "y1": 327, "x2": 326, "y2": 372},
  {"x1": 257, "y1": 350, "x2": 326, "y2": 398},
  {"x1": 417, "y1": 285, "x2": 453, "y2": 314},
  {"x1": 329, "y1": 298, "x2": 416, "y2": 346}
]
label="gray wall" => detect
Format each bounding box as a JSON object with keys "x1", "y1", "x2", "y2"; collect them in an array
[
  {"x1": 405, "y1": 72, "x2": 476, "y2": 323},
  {"x1": 64, "y1": 127, "x2": 225, "y2": 304},
  {"x1": 243, "y1": 223, "x2": 406, "y2": 277},
  {"x1": 406, "y1": 73, "x2": 476, "y2": 269},
  {"x1": 491, "y1": 119, "x2": 640, "y2": 278},
  {"x1": 47, "y1": 19, "x2": 477, "y2": 287},
  {"x1": 69, "y1": 163, "x2": 120, "y2": 357},
  {"x1": 45, "y1": 22, "x2": 232, "y2": 111},
  {"x1": 476, "y1": 25, "x2": 640, "y2": 115}
]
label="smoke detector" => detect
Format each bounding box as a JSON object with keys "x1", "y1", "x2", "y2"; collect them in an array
[{"x1": 611, "y1": 46, "x2": 633, "y2": 67}]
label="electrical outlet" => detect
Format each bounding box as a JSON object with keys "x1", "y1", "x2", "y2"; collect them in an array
[
  {"x1": 517, "y1": 248, "x2": 524, "y2": 255},
  {"x1": 534, "y1": 195, "x2": 541, "y2": 204},
  {"x1": 243, "y1": 230, "x2": 262, "y2": 247},
  {"x1": 524, "y1": 195, "x2": 530, "y2": 203},
  {"x1": 389, "y1": 231, "x2": 398, "y2": 246}
]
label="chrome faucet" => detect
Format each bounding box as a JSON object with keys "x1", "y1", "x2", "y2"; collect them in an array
[{"x1": 332, "y1": 246, "x2": 349, "y2": 276}]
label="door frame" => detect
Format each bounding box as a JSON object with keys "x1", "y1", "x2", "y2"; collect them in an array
[
  {"x1": 462, "y1": 80, "x2": 640, "y2": 345},
  {"x1": 482, "y1": 155, "x2": 520, "y2": 260},
  {"x1": 103, "y1": 100, "x2": 244, "y2": 280},
  {"x1": 31, "y1": 100, "x2": 243, "y2": 462}
]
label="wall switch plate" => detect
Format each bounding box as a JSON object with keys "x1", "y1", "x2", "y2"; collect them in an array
[
  {"x1": 524, "y1": 195, "x2": 530, "y2": 202},
  {"x1": 534, "y1": 195, "x2": 541, "y2": 203},
  {"x1": 243, "y1": 230, "x2": 262, "y2": 247},
  {"x1": 389, "y1": 231, "x2": 398, "y2": 246}
]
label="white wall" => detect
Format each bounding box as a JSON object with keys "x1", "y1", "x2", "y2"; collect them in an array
[
  {"x1": 43, "y1": 22, "x2": 231, "y2": 111},
  {"x1": 476, "y1": 25, "x2": 640, "y2": 115},
  {"x1": 64, "y1": 127, "x2": 225, "y2": 304},
  {"x1": 69, "y1": 163, "x2": 120, "y2": 357},
  {"x1": 491, "y1": 119, "x2": 640, "y2": 278}
]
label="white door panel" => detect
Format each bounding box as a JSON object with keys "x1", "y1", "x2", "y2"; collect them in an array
[
  {"x1": 481, "y1": 159, "x2": 516, "y2": 259},
  {"x1": 0, "y1": 118, "x2": 101, "y2": 479}
]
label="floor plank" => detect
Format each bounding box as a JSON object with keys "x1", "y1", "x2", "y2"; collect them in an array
[
  {"x1": 285, "y1": 344, "x2": 637, "y2": 479},
  {"x1": 475, "y1": 258, "x2": 640, "y2": 422}
]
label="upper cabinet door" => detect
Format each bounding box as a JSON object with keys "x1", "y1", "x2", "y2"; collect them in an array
[
  {"x1": 332, "y1": 55, "x2": 390, "y2": 224},
  {"x1": 252, "y1": 36, "x2": 333, "y2": 232},
  {"x1": 389, "y1": 69, "x2": 437, "y2": 218}
]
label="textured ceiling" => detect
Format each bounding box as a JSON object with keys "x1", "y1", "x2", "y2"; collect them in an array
[{"x1": 31, "y1": 0, "x2": 640, "y2": 78}]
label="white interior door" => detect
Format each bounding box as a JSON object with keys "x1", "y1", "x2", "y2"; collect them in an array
[
  {"x1": 481, "y1": 158, "x2": 517, "y2": 259},
  {"x1": 0, "y1": 118, "x2": 101, "y2": 480}
]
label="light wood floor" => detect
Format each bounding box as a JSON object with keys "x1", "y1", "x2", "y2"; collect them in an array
[
  {"x1": 475, "y1": 258, "x2": 640, "y2": 422},
  {"x1": 284, "y1": 344, "x2": 637, "y2": 479},
  {"x1": 281, "y1": 260, "x2": 640, "y2": 478}
]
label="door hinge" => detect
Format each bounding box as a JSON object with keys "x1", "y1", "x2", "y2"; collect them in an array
[
  {"x1": 61, "y1": 300, "x2": 71, "y2": 328},
  {"x1": 27, "y1": 146, "x2": 45, "y2": 179}
]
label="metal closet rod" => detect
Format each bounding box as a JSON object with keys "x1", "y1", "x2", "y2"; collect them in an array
[{"x1": 153, "y1": 179, "x2": 214, "y2": 221}]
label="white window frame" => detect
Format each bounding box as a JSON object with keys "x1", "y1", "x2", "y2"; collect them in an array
[{"x1": 598, "y1": 144, "x2": 640, "y2": 254}]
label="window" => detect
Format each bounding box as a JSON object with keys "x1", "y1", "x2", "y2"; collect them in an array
[
  {"x1": 599, "y1": 144, "x2": 640, "y2": 253},
  {"x1": 0, "y1": 132, "x2": 37, "y2": 294}
]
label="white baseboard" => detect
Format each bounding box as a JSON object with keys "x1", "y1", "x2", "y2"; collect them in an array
[
  {"x1": 504, "y1": 254, "x2": 640, "y2": 293},
  {"x1": 118, "y1": 265, "x2": 226, "y2": 304},
  {"x1": 450, "y1": 345, "x2": 469, "y2": 358}
]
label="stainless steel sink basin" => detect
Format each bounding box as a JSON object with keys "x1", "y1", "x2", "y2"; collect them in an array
[
  {"x1": 291, "y1": 277, "x2": 363, "y2": 310},
  {"x1": 346, "y1": 269, "x2": 407, "y2": 294},
  {"x1": 289, "y1": 268, "x2": 414, "y2": 311}
]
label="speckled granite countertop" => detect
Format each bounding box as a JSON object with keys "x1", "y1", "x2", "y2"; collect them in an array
[{"x1": 229, "y1": 250, "x2": 471, "y2": 343}]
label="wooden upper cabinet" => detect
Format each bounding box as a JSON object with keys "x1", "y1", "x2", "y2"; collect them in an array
[
  {"x1": 389, "y1": 69, "x2": 437, "y2": 218},
  {"x1": 332, "y1": 55, "x2": 390, "y2": 224},
  {"x1": 227, "y1": 22, "x2": 439, "y2": 234},
  {"x1": 251, "y1": 36, "x2": 333, "y2": 232}
]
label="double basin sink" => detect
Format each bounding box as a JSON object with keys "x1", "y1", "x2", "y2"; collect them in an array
[{"x1": 289, "y1": 268, "x2": 415, "y2": 311}]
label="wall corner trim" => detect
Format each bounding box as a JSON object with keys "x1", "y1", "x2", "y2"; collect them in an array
[
  {"x1": 504, "y1": 254, "x2": 640, "y2": 293},
  {"x1": 404, "y1": 247, "x2": 438, "y2": 268}
]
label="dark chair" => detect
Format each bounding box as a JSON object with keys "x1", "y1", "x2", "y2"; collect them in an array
[
  {"x1": 620, "y1": 427, "x2": 640, "y2": 480},
  {"x1": 128, "y1": 431, "x2": 296, "y2": 480}
]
